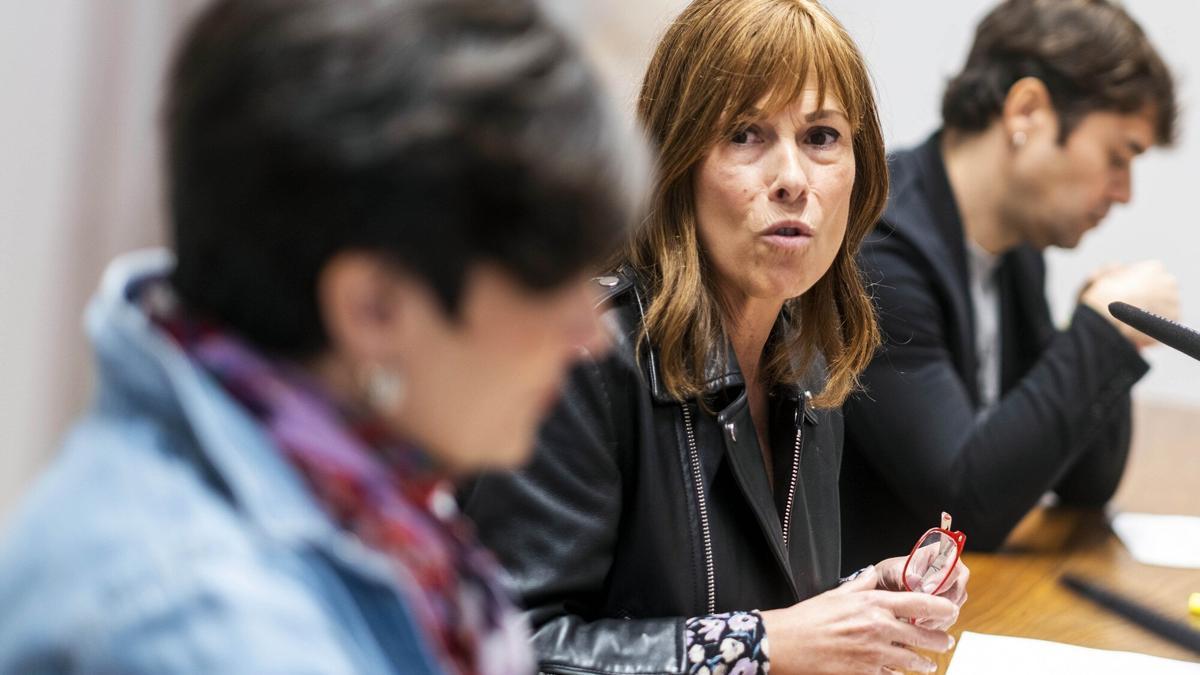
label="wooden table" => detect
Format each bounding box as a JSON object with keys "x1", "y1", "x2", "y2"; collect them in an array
[{"x1": 933, "y1": 402, "x2": 1200, "y2": 673}]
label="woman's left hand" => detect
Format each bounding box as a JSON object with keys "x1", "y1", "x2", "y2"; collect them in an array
[{"x1": 874, "y1": 554, "x2": 969, "y2": 630}]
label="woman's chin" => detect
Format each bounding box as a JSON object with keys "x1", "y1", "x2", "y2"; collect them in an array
[{"x1": 746, "y1": 274, "x2": 822, "y2": 304}]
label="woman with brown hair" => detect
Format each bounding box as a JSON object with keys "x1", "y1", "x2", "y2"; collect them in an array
[{"x1": 466, "y1": 0, "x2": 969, "y2": 673}]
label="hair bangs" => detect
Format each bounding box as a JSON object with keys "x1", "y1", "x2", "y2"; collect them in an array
[{"x1": 715, "y1": 3, "x2": 865, "y2": 142}]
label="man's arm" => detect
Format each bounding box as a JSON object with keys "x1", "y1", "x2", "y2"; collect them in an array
[
  {"x1": 847, "y1": 233, "x2": 1148, "y2": 549},
  {"x1": 1052, "y1": 392, "x2": 1133, "y2": 506}
]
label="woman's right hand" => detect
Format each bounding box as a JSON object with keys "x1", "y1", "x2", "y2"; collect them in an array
[{"x1": 759, "y1": 565, "x2": 958, "y2": 674}]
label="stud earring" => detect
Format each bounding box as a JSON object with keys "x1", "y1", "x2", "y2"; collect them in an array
[
  {"x1": 362, "y1": 365, "x2": 406, "y2": 414},
  {"x1": 1012, "y1": 130, "x2": 1027, "y2": 147}
]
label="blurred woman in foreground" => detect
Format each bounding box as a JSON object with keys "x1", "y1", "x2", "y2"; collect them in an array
[{"x1": 0, "y1": 0, "x2": 647, "y2": 672}]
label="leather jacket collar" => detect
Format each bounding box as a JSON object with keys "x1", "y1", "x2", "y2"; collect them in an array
[{"x1": 601, "y1": 268, "x2": 815, "y2": 409}]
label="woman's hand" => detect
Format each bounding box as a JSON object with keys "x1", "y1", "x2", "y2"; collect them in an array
[
  {"x1": 759, "y1": 566, "x2": 958, "y2": 674},
  {"x1": 875, "y1": 554, "x2": 970, "y2": 630}
]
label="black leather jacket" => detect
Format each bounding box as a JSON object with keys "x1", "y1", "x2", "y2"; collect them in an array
[{"x1": 463, "y1": 272, "x2": 844, "y2": 674}]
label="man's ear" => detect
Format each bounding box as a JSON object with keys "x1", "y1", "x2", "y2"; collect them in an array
[
  {"x1": 1002, "y1": 76, "x2": 1058, "y2": 145},
  {"x1": 317, "y1": 251, "x2": 409, "y2": 364}
]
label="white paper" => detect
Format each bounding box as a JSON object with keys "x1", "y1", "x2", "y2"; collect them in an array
[
  {"x1": 1112, "y1": 512, "x2": 1200, "y2": 568},
  {"x1": 946, "y1": 631, "x2": 1200, "y2": 674}
]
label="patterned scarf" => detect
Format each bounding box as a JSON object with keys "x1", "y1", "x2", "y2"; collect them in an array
[{"x1": 144, "y1": 282, "x2": 532, "y2": 675}]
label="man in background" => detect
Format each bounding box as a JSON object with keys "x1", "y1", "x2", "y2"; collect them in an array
[{"x1": 841, "y1": 0, "x2": 1180, "y2": 571}]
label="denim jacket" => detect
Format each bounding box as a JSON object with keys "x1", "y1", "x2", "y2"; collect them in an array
[{"x1": 0, "y1": 250, "x2": 446, "y2": 674}]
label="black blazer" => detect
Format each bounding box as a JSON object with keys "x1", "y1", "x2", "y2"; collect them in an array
[
  {"x1": 839, "y1": 132, "x2": 1149, "y2": 572},
  {"x1": 464, "y1": 271, "x2": 843, "y2": 674}
]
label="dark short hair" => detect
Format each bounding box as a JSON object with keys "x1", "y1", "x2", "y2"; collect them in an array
[
  {"x1": 167, "y1": 0, "x2": 646, "y2": 356},
  {"x1": 942, "y1": 0, "x2": 1176, "y2": 145}
]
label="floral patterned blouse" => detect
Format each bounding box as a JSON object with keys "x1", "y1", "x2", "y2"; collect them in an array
[{"x1": 685, "y1": 610, "x2": 769, "y2": 674}]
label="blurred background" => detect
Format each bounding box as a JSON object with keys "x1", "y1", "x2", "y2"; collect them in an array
[{"x1": 1, "y1": 0, "x2": 1195, "y2": 515}]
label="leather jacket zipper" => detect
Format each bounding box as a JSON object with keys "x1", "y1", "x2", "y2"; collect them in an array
[
  {"x1": 781, "y1": 391, "x2": 811, "y2": 551},
  {"x1": 680, "y1": 403, "x2": 717, "y2": 614}
]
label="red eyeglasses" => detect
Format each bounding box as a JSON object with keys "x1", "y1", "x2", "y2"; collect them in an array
[{"x1": 902, "y1": 512, "x2": 967, "y2": 596}]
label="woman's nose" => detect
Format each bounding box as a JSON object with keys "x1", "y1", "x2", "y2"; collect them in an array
[{"x1": 769, "y1": 145, "x2": 810, "y2": 205}]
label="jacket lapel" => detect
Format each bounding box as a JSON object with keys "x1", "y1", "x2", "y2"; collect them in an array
[
  {"x1": 628, "y1": 274, "x2": 804, "y2": 597},
  {"x1": 886, "y1": 132, "x2": 981, "y2": 405}
]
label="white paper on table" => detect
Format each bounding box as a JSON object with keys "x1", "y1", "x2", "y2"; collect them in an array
[
  {"x1": 946, "y1": 631, "x2": 1200, "y2": 674},
  {"x1": 1111, "y1": 512, "x2": 1200, "y2": 568}
]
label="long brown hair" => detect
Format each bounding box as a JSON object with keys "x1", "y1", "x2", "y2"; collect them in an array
[{"x1": 626, "y1": 0, "x2": 887, "y2": 409}]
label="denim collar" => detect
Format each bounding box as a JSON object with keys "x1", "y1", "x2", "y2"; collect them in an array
[{"x1": 87, "y1": 250, "x2": 396, "y2": 582}]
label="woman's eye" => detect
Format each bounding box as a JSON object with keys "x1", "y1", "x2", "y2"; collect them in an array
[
  {"x1": 806, "y1": 127, "x2": 841, "y2": 148},
  {"x1": 731, "y1": 127, "x2": 763, "y2": 145}
]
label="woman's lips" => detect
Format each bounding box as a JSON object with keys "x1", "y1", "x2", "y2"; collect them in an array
[{"x1": 761, "y1": 220, "x2": 815, "y2": 249}]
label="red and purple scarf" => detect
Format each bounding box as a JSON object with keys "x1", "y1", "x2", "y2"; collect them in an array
[{"x1": 146, "y1": 283, "x2": 532, "y2": 675}]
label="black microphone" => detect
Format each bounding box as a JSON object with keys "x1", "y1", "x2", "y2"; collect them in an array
[
  {"x1": 1060, "y1": 573, "x2": 1200, "y2": 656},
  {"x1": 1108, "y1": 302, "x2": 1200, "y2": 361}
]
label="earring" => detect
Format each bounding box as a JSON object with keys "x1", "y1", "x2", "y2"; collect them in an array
[
  {"x1": 362, "y1": 364, "x2": 406, "y2": 414},
  {"x1": 1012, "y1": 130, "x2": 1027, "y2": 147}
]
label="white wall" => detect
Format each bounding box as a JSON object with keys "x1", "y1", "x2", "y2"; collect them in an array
[
  {"x1": 0, "y1": 0, "x2": 204, "y2": 514},
  {"x1": 0, "y1": 0, "x2": 92, "y2": 513}
]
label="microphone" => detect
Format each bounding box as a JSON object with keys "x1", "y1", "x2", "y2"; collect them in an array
[
  {"x1": 1060, "y1": 573, "x2": 1200, "y2": 656},
  {"x1": 1108, "y1": 302, "x2": 1200, "y2": 361}
]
